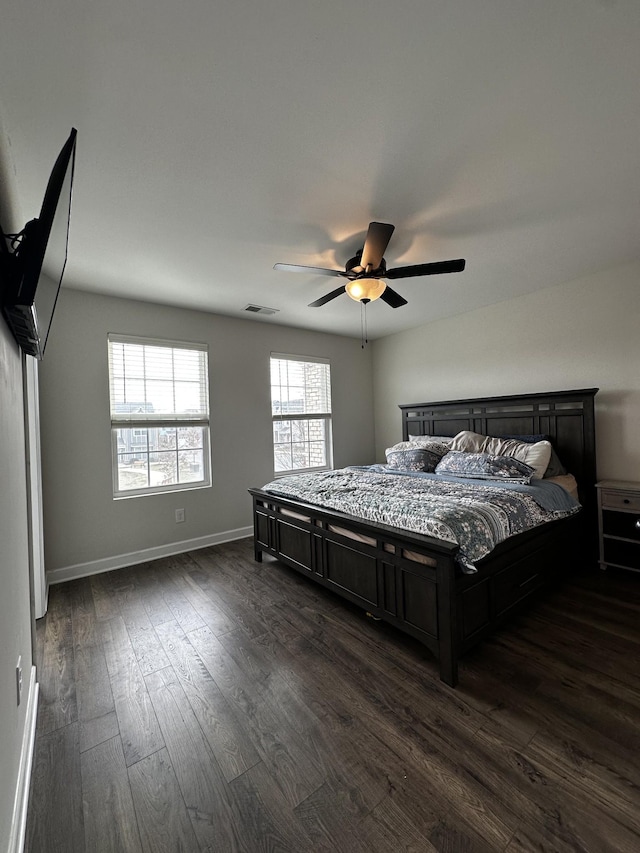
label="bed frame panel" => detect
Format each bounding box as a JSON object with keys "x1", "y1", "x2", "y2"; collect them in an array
[{"x1": 250, "y1": 388, "x2": 598, "y2": 687}]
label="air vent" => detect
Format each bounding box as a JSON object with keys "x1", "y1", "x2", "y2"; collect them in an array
[{"x1": 243, "y1": 304, "x2": 279, "y2": 316}]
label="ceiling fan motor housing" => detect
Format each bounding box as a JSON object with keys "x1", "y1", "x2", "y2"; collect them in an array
[{"x1": 345, "y1": 249, "x2": 387, "y2": 279}]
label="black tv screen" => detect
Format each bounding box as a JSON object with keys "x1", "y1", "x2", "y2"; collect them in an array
[{"x1": 1, "y1": 128, "x2": 77, "y2": 359}]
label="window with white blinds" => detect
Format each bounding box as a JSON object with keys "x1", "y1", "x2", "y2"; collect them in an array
[
  {"x1": 108, "y1": 334, "x2": 211, "y2": 497},
  {"x1": 270, "y1": 353, "x2": 332, "y2": 475}
]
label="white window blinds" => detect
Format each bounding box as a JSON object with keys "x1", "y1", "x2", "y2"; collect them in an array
[
  {"x1": 108, "y1": 335, "x2": 209, "y2": 426},
  {"x1": 270, "y1": 354, "x2": 331, "y2": 420}
]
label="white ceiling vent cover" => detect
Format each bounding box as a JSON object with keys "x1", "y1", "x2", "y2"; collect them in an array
[{"x1": 243, "y1": 304, "x2": 280, "y2": 315}]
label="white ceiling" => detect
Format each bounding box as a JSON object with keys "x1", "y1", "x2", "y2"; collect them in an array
[{"x1": 1, "y1": 1, "x2": 639, "y2": 339}]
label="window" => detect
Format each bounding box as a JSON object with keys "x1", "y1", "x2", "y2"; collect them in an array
[
  {"x1": 108, "y1": 334, "x2": 211, "y2": 497},
  {"x1": 270, "y1": 353, "x2": 332, "y2": 475}
]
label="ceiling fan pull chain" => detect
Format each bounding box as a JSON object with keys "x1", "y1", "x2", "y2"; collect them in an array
[{"x1": 360, "y1": 299, "x2": 369, "y2": 348}]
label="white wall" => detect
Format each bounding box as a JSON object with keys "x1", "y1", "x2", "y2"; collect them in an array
[
  {"x1": 0, "y1": 123, "x2": 37, "y2": 853},
  {"x1": 0, "y1": 322, "x2": 35, "y2": 853},
  {"x1": 372, "y1": 260, "x2": 640, "y2": 482},
  {"x1": 38, "y1": 289, "x2": 375, "y2": 578}
]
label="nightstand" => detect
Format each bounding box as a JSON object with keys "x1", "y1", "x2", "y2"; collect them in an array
[{"x1": 596, "y1": 480, "x2": 640, "y2": 572}]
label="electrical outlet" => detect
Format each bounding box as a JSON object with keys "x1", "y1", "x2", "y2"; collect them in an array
[
  {"x1": 16, "y1": 656, "x2": 22, "y2": 706},
  {"x1": 175, "y1": 508, "x2": 185, "y2": 523}
]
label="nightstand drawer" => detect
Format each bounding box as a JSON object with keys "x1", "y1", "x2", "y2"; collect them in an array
[
  {"x1": 600, "y1": 490, "x2": 640, "y2": 512},
  {"x1": 603, "y1": 539, "x2": 640, "y2": 570},
  {"x1": 603, "y1": 509, "x2": 640, "y2": 542}
]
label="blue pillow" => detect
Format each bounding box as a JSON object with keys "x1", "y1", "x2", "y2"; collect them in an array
[{"x1": 435, "y1": 451, "x2": 536, "y2": 483}]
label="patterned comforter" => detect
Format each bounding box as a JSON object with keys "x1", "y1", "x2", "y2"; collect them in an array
[{"x1": 261, "y1": 466, "x2": 580, "y2": 572}]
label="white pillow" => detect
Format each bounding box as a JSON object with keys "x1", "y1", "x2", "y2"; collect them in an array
[{"x1": 450, "y1": 431, "x2": 552, "y2": 479}]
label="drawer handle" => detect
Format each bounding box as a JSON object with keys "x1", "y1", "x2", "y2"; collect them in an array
[
  {"x1": 519, "y1": 574, "x2": 539, "y2": 588},
  {"x1": 636, "y1": 519, "x2": 640, "y2": 530},
  {"x1": 623, "y1": 498, "x2": 631, "y2": 504}
]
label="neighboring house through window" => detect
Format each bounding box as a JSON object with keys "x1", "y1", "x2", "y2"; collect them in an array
[
  {"x1": 270, "y1": 353, "x2": 332, "y2": 475},
  {"x1": 108, "y1": 334, "x2": 211, "y2": 497}
]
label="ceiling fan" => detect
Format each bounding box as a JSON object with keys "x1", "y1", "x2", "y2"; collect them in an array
[{"x1": 274, "y1": 221, "x2": 465, "y2": 308}]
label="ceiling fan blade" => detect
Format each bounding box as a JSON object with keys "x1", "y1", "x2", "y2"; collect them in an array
[
  {"x1": 386, "y1": 259, "x2": 466, "y2": 279},
  {"x1": 308, "y1": 285, "x2": 347, "y2": 307},
  {"x1": 360, "y1": 222, "x2": 395, "y2": 270},
  {"x1": 274, "y1": 263, "x2": 343, "y2": 278},
  {"x1": 380, "y1": 286, "x2": 408, "y2": 308}
]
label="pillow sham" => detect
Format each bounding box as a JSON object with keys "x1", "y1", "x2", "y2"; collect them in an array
[
  {"x1": 386, "y1": 446, "x2": 447, "y2": 473},
  {"x1": 497, "y1": 433, "x2": 567, "y2": 478},
  {"x1": 385, "y1": 438, "x2": 451, "y2": 456},
  {"x1": 435, "y1": 451, "x2": 536, "y2": 483},
  {"x1": 450, "y1": 431, "x2": 551, "y2": 479}
]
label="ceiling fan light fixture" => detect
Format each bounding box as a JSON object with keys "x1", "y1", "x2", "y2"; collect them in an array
[{"x1": 345, "y1": 278, "x2": 387, "y2": 303}]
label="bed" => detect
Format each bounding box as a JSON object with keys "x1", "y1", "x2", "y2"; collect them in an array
[{"x1": 249, "y1": 388, "x2": 598, "y2": 686}]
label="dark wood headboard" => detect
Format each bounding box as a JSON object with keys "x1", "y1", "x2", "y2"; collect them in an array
[{"x1": 399, "y1": 388, "x2": 598, "y2": 512}]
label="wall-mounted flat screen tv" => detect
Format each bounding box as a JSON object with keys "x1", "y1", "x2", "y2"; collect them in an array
[{"x1": 1, "y1": 127, "x2": 77, "y2": 359}]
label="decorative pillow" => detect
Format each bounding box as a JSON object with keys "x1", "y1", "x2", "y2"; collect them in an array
[
  {"x1": 497, "y1": 434, "x2": 567, "y2": 478},
  {"x1": 435, "y1": 451, "x2": 536, "y2": 483},
  {"x1": 386, "y1": 446, "x2": 447, "y2": 473},
  {"x1": 385, "y1": 438, "x2": 450, "y2": 456},
  {"x1": 450, "y1": 431, "x2": 551, "y2": 479}
]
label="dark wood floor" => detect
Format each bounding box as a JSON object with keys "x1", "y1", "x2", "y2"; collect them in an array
[{"x1": 26, "y1": 537, "x2": 640, "y2": 852}]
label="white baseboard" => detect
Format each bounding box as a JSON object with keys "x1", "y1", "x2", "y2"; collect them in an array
[
  {"x1": 8, "y1": 666, "x2": 38, "y2": 853},
  {"x1": 46, "y1": 526, "x2": 253, "y2": 586}
]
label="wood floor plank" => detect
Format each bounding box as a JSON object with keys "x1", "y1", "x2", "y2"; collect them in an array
[
  {"x1": 153, "y1": 619, "x2": 261, "y2": 781},
  {"x1": 187, "y1": 565, "x2": 274, "y2": 640},
  {"x1": 127, "y1": 747, "x2": 200, "y2": 853},
  {"x1": 254, "y1": 551, "x2": 344, "y2": 612},
  {"x1": 188, "y1": 623, "x2": 325, "y2": 808},
  {"x1": 69, "y1": 576, "x2": 101, "y2": 647},
  {"x1": 100, "y1": 616, "x2": 165, "y2": 765},
  {"x1": 69, "y1": 576, "x2": 120, "y2": 752},
  {"x1": 283, "y1": 597, "x2": 485, "y2": 737},
  {"x1": 37, "y1": 609, "x2": 77, "y2": 735},
  {"x1": 90, "y1": 571, "x2": 121, "y2": 622},
  {"x1": 516, "y1": 611, "x2": 640, "y2": 690},
  {"x1": 145, "y1": 668, "x2": 251, "y2": 851},
  {"x1": 26, "y1": 723, "x2": 84, "y2": 853},
  {"x1": 463, "y1": 645, "x2": 640, "y2": 787},
  {"x1": 293, "y1": 782, "x2": 374, "y2": 853},
  {"x1": 80, "y1": 735, "x2": 143, "y2": 853},
  {"x1": 164, "y1": 566, "x2": 238, "y2": 636},
  {"x1": 228, "y1": 760, "x2": 318, "y2": 852},
  {"x1": 120, "y1": 601, "x2": 171, "y2": 675},
  {"x1": 471, "y1": 718, "x2": 640, "y2": 853},
  {"x1": 135, "y1": 564, "x2": 175, "y2": 626},
  {"x1": 274, "y1": 611, "x2": 516, "y2": 849},
  {"x1": 427, "y1": 814, "x2": 501, "y2": 853},
  {"x1": 73, "y1": 636, "x2": 119, "y2": 753},
  {"x1": 218, "y1": 625, "x2": 389, "y2": 815},
  {"x1": 357, "y1": 795, "x2": 439, "y2": 853},
  {"x1": 525, "y1": 730, "x2": 640, "y2": 837}
]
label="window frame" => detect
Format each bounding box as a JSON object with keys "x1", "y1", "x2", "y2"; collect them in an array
[
  {"x1": 108, "y1": 334, "x2": 212, "y2": 499},
  {"x1": 270, "y1": 352, "x2": 333, "y2": 477}
]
